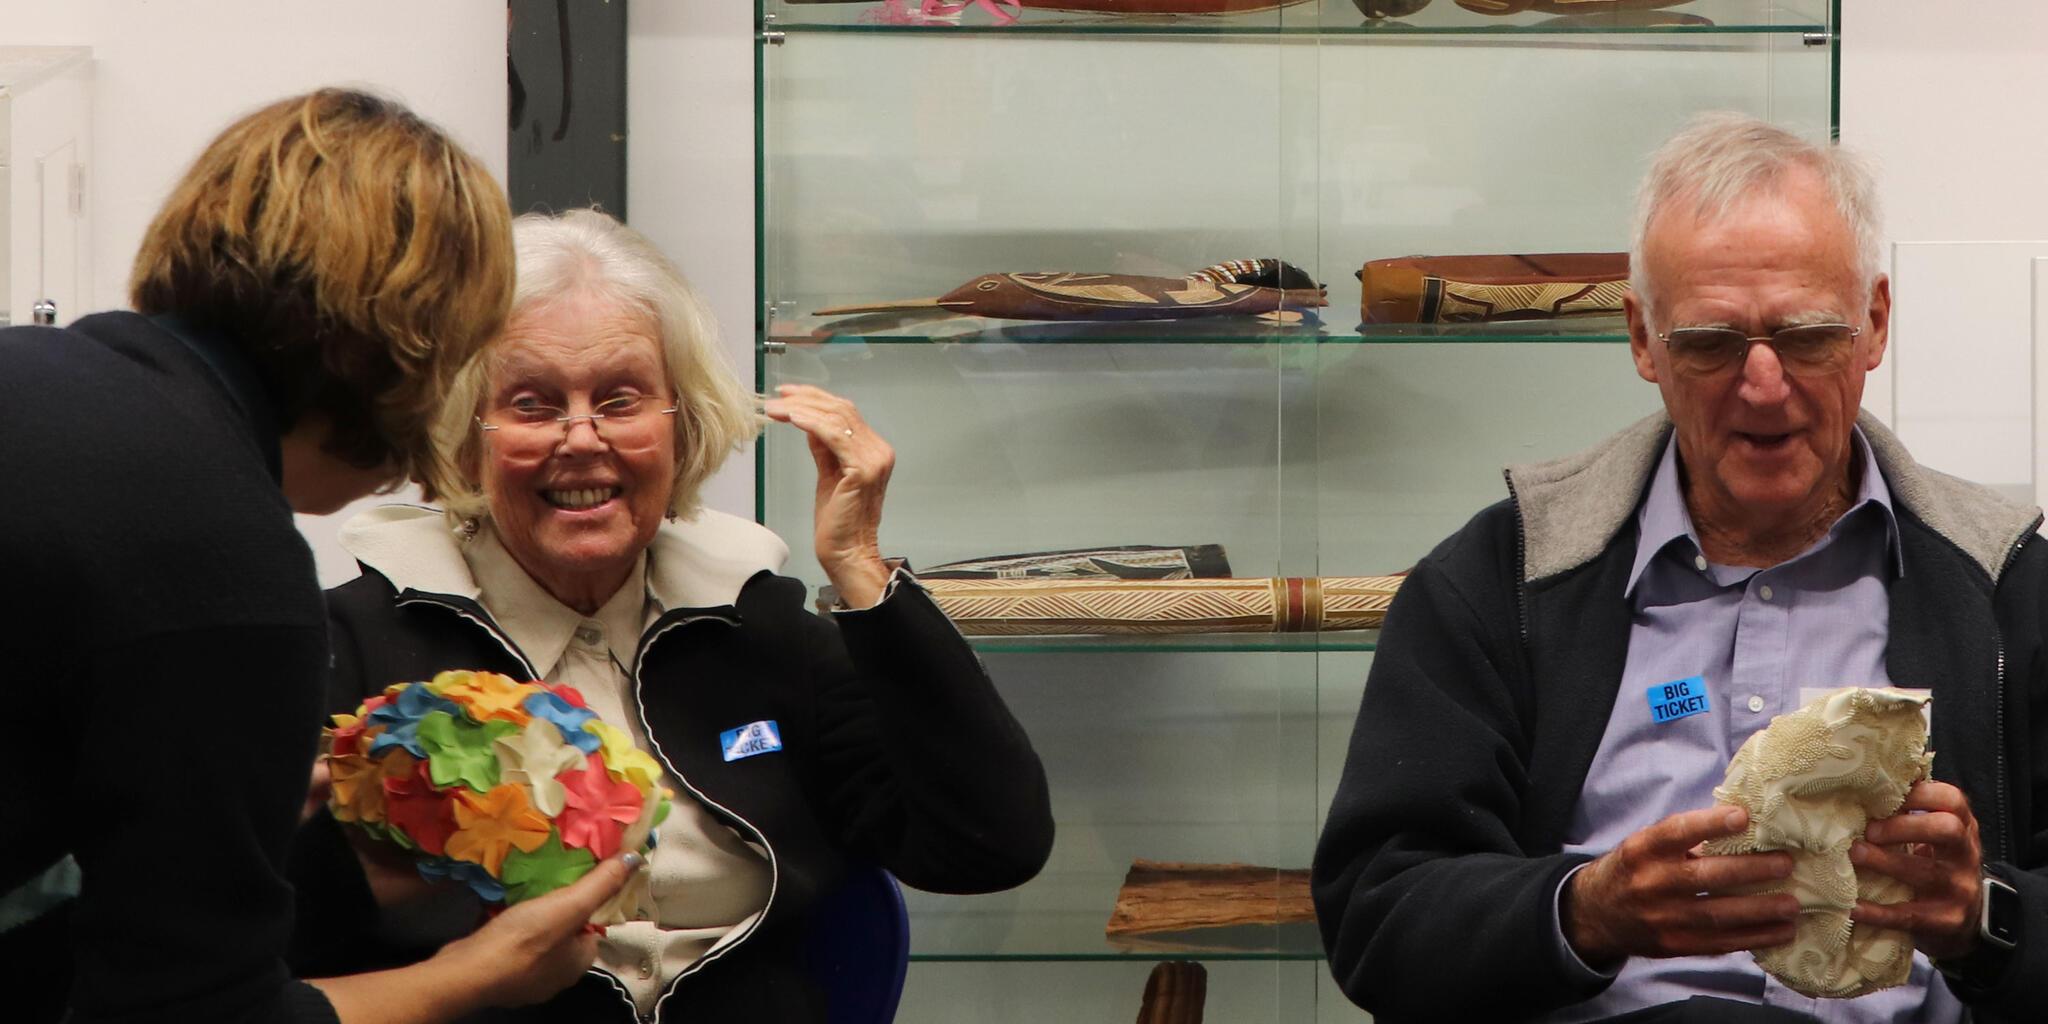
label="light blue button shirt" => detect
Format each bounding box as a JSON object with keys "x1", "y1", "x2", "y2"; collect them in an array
[{"x1": 1537, "y1": 429, "x2": 1963, "y2": 1024}]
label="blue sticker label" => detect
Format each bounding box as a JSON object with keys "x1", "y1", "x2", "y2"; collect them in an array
[
  {"x1": 720, "y1": 720, "x2": 784, "y2": 762},
  {"x1": 1648, "y1": 676, "x2": 1711, "y2": 723}
]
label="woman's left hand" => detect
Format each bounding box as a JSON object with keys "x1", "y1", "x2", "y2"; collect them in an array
[{"x1": 762, "y1": 384, "x2": 894, "y2": 608}]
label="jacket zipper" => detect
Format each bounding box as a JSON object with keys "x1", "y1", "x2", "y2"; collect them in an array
[
  {"x1": 393, "y1": 592, "x2": 539, "y2": 678},
  {"x1": 630, "y1": 612, "x2": 781, "y2": 1024},
  {"x1": 397, "y1": 592, "x2": 778, "y2": 1023},
  {"x1": 1987, "y1": 521, "x2": 2036, "y2": 864},
  {"x1": 1502, "y1": 469, "x2": 1532, "y2": 650}
]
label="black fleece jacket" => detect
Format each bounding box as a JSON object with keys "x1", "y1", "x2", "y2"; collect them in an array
[
  {"x1": 1314, "y1": 430, "x2": 2048, "y2": 1024},
  {"x1": 0, "y1": 313, "x2": 337, "y2": 1023},
  {"x1": 289, "y1": 564, "x2": 1054, "y2": 1022}
]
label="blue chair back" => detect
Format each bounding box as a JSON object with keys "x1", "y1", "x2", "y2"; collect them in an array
[{"x1": 802, "y1": 866, "x2": 910, "y2": 1024}]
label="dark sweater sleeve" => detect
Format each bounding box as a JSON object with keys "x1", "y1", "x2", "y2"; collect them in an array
[
  {"x1": 1310, "y1": 537, "x2": 1612, "y2": 1022},
  {"x1": 803, "y1": 573, "x2": 1055, "y2": 894},
  {"x1": 66, "y1": 626, "x2": 340, "y2": 1024}
]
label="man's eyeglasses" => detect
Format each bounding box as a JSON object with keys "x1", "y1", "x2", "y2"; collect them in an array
[
  {"x1": 1657, "y1": 323, "x2": 1862, "y2": 378},
  {"x1": 477, "y1": 394, "x2": 679, "y2": 459}
]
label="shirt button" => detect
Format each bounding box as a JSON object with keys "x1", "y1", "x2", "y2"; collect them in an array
[
  {"x1": 1748, "y1": 695, "x2": 1765, "y2": 713},
  {"x1": 1759, "y1": 585, "x2": 1775, "y2": 602},
  {"x1": 1694, "y1": 554, "x2": 1709, "y2": 572},
  {"x1": 640, "y1": 957, "x2": 656, "y2": 979},
  {"x1": 576, "y1": 624, "x2": 602, "y2": 646}
]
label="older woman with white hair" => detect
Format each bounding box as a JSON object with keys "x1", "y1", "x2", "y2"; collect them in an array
[{"x1": 289, "y1": 208, "x2": 1053, "y2": 1022}]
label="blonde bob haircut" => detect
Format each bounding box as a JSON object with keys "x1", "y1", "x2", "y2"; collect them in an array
[
  {"x1": 130, "y1": 88, "x2": 514, "y2": 482},
  {"x1": 429, "y1": 208, "x2": 758, "y2": 523}
]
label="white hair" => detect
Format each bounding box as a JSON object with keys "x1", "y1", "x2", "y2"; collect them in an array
[
  {"x1": 1629, "y1": 112, "x2": 1883, "y2": 315},
  {"x1": 427, "y1": 208, "x2": 759, "y2": 522}
]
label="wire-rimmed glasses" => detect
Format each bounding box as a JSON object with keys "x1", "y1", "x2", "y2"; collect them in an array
[
  {"x1": 1657, "y1": 323, "x2": 1863, "y2": 379},
  {"x1": 476, "y1": 394, "x2": 679, "y2": 460}
]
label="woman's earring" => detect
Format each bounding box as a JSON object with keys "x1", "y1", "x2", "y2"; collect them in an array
[{"x1": 457, "y1": 516, "x2": 481, "y2": 541}]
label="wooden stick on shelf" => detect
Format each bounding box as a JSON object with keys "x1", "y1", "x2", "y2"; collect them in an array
[{"x1": 1106, "y1": 860, "x2": 1316, "y2": 953}]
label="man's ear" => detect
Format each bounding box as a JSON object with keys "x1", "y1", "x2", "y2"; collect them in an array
[
  {"x1": 1864, "y1": 273, "x2": 1891, "y2": 371},
  {"x1": 1626, "y1": 290, "x2": 1659, "y2": 384}
]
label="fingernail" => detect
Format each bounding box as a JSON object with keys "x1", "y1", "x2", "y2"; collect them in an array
[
  {"x1": 1725, "y1": 808, "x2": 1745, "y2": 830},
  {"x1": 621, "y1": 852, "x2": 645, "y2": 871},
  {"x1": 1849, "y1": 842, "x2": 1869, "y2": 863}
]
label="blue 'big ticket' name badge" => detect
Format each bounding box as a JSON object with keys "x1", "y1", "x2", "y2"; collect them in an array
[
  {"x1": 1648, "y1": 676, "x2": 1711, "y2": 723},
  {"x1": 720, "y1": 720, "x2": 784, "y2": 762}
]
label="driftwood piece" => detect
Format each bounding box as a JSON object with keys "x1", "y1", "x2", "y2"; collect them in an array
[
  {"x1": 1106, "y1": 860, "x2": 1315, "y2": 953},
  {"x1": 1135, "y1": 961, "x2": 1208, "y2": 1024}
]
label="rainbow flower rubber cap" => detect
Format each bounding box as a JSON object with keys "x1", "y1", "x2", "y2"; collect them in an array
[{"x1": 325, "y1": 670, "x2": 670, "y2": 921}]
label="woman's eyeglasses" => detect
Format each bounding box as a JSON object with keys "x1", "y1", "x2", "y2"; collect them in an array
[{"x1": 477, "y1": 394, "x2": 678, "y2": 459}]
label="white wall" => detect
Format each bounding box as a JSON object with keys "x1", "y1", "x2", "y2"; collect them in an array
[
  {"x1": 1839, "y1": 0, "x2": 2048, "y2": 507},
  {"x1": 0, "y1": 0, "x2": 507, "y2": 584},
  {"x1": 625, "y1": 2, "x2": 758, "y2": 521}
]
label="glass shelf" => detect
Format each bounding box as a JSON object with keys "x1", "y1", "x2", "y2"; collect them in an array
[
  {"x1": 766, "y1": 0, "x2": 1828, "y2": 39},
  {"x1": 969, "y1": 631, "x2": 1378, "y2": 653},
  {"x1": 766, "y1": 313, "x2": 1630, "y2": 345}
]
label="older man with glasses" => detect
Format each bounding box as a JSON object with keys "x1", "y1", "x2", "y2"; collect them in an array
[{"x1": 1312, "y1": 112, "x2": 2047, "y2": 1024}]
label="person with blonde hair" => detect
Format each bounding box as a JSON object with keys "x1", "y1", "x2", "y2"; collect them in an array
[
  {"x1": 0, "y1": 89, "x2": 637, "y2": 1024},
  {"x1": 289, "y1": 207, "x2": 1054, "y2": 1022}
]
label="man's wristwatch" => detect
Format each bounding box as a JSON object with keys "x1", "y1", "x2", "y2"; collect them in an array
[
  {"x1": 1936, "y1": 869, "x2": 2021, "y2": 990},
  {"x1": 1979, "y1": 871, "x2": 2021, "y2": 951}
]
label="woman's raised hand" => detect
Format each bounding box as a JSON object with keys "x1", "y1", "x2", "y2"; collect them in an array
[{"x1": 762, "y1": 384, "x2": 895, "y2": 608}]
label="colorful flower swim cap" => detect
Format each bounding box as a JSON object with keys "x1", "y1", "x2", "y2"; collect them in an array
[{"x1": 325, "y1": 670, "x2": 670, "y2": 917}]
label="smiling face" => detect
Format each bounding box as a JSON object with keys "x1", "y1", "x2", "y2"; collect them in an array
[
  {"x1": 478, "y1": 288, "x2": 677, "y2": 611},
  {"x1": 1626, "y1": 165, "x2": 1890, "y2": 550}
]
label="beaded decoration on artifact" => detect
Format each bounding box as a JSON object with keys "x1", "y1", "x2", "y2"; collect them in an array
[
  {"x1": 323, "y1": 670, "x2": 671, "y2": 923},
  {"x1": 1700, "y1": 688, "x2": 1934, "y2": 998}
]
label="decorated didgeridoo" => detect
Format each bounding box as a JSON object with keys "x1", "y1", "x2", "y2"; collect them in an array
[
  {"x1": 815, "y1": 259, "x2": 1326, "y2": 322},
  {"x1": 921, "y1": 574, "x2": 1402, "y2": 635},
  {"x1": 1358, "y1": 251, "x2": 1629, "y2": 324}
]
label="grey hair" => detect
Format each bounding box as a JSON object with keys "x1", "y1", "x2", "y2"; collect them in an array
[
  {"x1": 426, "y1": 208, "x2": 759, "y2": 523},
  {"x1": 1629, "y1": 112, "x2": 1883, "y2": 316}
]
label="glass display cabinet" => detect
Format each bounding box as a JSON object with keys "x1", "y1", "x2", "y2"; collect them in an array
[{"x1": 754, "y1": 2, "x2": 1838, "y2": 1019}]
